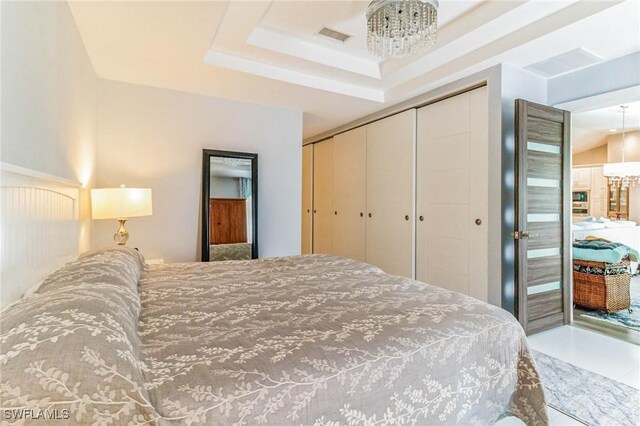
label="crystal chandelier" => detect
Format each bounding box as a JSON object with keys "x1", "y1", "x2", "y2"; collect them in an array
[
  {"x1": 366, "y1": 0, "x2": 439, "y2": 59},
  {"x1": 603, "y1": 105, "x2": 640, "y2": 190}
]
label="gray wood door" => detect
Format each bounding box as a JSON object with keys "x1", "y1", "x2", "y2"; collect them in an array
[{"x1": 515, "y1": 99, "x2": 571, "y2": 335}]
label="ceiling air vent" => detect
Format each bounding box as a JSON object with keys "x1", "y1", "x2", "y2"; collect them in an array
[
  {"x1": 317, "y1": 27, "x2": 351, "y2": 43},
  {"x1": 525, "y1": 48, "x2": 603, "y2": 78}
]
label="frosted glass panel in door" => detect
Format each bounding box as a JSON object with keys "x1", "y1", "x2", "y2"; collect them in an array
[
  {"x1": 366, "y1": 109, "x2": 416, "y2": 278},
  {"x1": 416, "y1": 86, "x2": 488, "y2": 301},
  {"x1": 333, "y1": 127, "x2": 366, "y2": 261},
  {"x1": 312, "y1": 138, "x2": 333, "y2": 254},
  {"x1": 301, "y1": 144, "x2": 313, "y2": 254}
]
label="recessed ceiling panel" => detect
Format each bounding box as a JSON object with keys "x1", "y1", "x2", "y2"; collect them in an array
[{"x1": 526, "y1": 48, "x2": 602, "y2": 77}]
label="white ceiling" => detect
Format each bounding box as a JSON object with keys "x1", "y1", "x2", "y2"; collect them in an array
[
  {"x1": 573, "y1": 101, "x2": 640, "y2": 153},
  {"x1": 210, "y1": 158, "x2": 252, "y2": 178},
  {"x1": 68, "y1": 0, "x2": 640, "y2": 139}
]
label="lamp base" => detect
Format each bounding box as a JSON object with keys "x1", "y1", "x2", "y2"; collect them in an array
[{"x1": 114, "y1": 219, "x2": 129, "y2": 246}]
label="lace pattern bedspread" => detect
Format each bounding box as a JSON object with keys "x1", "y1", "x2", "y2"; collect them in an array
[
  {"x1": 0, "y1": 249, "x2": 547, "y2": 424},
  {"x1": 139, "y1": 255, "x2": 548, "y2": 425}
]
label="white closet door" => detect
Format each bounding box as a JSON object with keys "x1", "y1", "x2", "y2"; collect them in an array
[
  {"x1": 313, "y1": 138, "x2": 333, "y2": 254},
  {"x1": 366, "y1": 109, "x2": 416, "y2": 278},
  {"x1": 416, "y1": 86, "x2": 488, "y2": 301},
  {"x1": 301, "y1": 144, "x2": 313, "y2": 254},
  {"x1": 333, "y1": 127, "x2": 367, "y2": 261}
]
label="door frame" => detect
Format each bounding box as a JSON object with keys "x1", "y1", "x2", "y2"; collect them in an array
[
  {"x1": 515, "y1": 99, "x2": 572, "y2": 333},
  {"x1": 201, "y1": 149, "x2": 259, "y2": 261}
]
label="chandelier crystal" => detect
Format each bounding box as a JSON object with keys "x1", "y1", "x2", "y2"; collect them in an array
[
  {"x1": 366, "y1": 0, "x2": 439, "y2": 59},
  {"x1": 603, "y1": 105, "x2": 640, "y2": 190}
]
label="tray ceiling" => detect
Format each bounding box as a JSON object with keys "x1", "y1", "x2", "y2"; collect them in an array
[{"x1": 68, "y1": 0, "x2": 640, "y2": 139}]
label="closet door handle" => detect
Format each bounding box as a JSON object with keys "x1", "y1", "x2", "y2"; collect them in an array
[
  {"x1": 360, "y1": 212, "x2": 364, "y2": 217},
  {"x1": 405, "y1": 215, "x2": 410, "y2": 221},
  {"x1": 307, "y1": 209, "x2": 310, "y2": 213},
  {"x1": 313, "y1": 210, "x2": 317, "y2": 214},
  {"x1": 475, "y1": 219, "x2": 482, "y2": 225},
  {"x1": 419, "y1": 216, "x2": 424, "y2": 221},
  {"x1": 334, "y1": 211, "x2": 337, "y2": 215},
  {"x1": 368, "y1": 213, "x2": 372, "y2": 218}
]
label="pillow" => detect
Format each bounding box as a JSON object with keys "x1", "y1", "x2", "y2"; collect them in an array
[
  {"x1": 78, "y1": 246, "x2": 146, "y2": 269},
  {"x1": 0, "y1": 248, "x2": 160, "y2": 424},
  {"x1": 38, "y1": 247, "x2": 146, "y2": 295}
]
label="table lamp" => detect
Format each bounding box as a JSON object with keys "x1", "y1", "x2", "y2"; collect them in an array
[{"x1": 91, "y1": 185, "x2": 153, "y2": 245}]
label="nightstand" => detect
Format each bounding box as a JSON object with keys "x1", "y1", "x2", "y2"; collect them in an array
[{"x1": 146, "y1": 258, "x2": 165, "y2": 265}]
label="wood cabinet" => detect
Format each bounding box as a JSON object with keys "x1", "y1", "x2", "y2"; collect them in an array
[
  {"x1": 209, "y1": 198, "x2": 247, "y2": 244},
  {"x1": 590, "y1": 166, "x2": 606, "y2": 199},
  {"x1": 589, "y1": 166, "x2": 607, "y2": 218},
  {"x1": 301, "y1": 144, "x2": 313, "y2": 254},
  {"x1": 312, "y1": 138, "x2": 334, "y2": 254},
  {"x1": 572, "y1": 167, "x2": 591, "y2": 189},
  {"x1": 608, "y1": 185, "x2": 629, "y2": 219},
  {"x1": 572, "y1": 165, "x2": 607, "y2": 218}
]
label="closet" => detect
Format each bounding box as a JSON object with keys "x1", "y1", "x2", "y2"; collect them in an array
[
  {"x1": 312, "y1": 138, "x2": 334, "y2": 254},
  {"x1": 365, "y1": 110, "x2": 416, "y2": 277},
  {"x1": 332, "y1": 126, "x2": 367, "y2": 262},
  {"x1": 304, "y1": 86, "x2": 488, "y2": 301},
  {"x1": 301, "y1": 144, "x2": 313, "y2": 254},
  {"x1": 416, "y1": 86, "x2": 488, "y2": 300}
]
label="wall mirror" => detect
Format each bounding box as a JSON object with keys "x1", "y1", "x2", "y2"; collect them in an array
[{"x1": 201, "y1": 149, "x2": 258, "y2": 261}]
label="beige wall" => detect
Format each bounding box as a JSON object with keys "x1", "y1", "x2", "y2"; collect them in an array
[
  {"x1": 607, "y1": 130, "x2": 640, "y2": 162},
  {"x1": 607, "y1": 130, "x2": 640, "y2": 224},
  {"x1": 572, "y1": 145, "x2": 607, "y2": 166},
  {"x1": 572, "y1": 130, "x2": 639, "y2": 223},
  {"x1": 94, "y1": 80, "x2": 303, "y2": 262},
  {"x1": 1, "y1": 1, "x2": 97, "y2": 252}
]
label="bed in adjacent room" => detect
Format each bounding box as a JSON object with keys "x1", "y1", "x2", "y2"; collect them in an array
[
  {"x1": 0, "y1": 248, "x2": 547, "y2": 425},
  {"x1": 209, "y1": 242, "x2": 252, "y2": 261}
]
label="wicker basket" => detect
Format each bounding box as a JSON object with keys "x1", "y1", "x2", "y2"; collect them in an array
[{"x1": 573, "y1": 258, "x2": 631, "y2": 313}]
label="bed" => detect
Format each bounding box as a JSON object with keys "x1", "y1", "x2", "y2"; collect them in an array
[
  {"x1": 209, "y1": 242, "x2": 252, "y2": 261},
  {"x1": 573, "y1": 223, "x2": 640, "y2": 273},
  {"x1": 0, "y1": 248, "x2": 547, "y2": 425}
]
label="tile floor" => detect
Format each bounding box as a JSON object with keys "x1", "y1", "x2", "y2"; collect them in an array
[{"x1": 496, "y1": 325, "x2": 640, "y2": 425}]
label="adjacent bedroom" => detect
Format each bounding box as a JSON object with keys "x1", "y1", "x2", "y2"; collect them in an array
[{"x1": 1, "y1": 1, "x2": 639, "y2": 425}]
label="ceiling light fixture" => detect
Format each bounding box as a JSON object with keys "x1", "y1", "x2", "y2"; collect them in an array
[
  {"x1": 366, "y1": 0, "x2": 439, "y2": 59},
  {"x1": 603, "y1": 105, "x2": 640, "y2": 190}
]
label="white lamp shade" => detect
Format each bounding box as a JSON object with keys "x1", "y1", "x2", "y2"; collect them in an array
[
  {"x1": 603, "y1": 162, "x2": 640, "y2": 177},
  {"x1": 91, "y1": 187, "x2": 153, "y2": 219}
]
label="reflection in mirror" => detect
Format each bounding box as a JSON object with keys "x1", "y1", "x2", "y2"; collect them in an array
[{"x1": 201, "y1": 150, "x2": 258, "y2": 261}]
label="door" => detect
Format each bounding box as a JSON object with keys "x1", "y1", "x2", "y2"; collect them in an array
[
  {"x1": 333, "y1": 127, "x2": 367, "y2": 261},
  {"x1": 210, "y1": 198, "x2": 247, "y2": 244},
  {"x1": 515, "y1": 99, "x2": 571, "y2": 335},
  {"x1": 366, "y1": 109, "x2": 416, "y2": 278},
  {"x1": 313, "y1": 138, "x2": 334, "y2": 254},
  {"x1": 301, "y1": 144, "x2": 313, "y2": 254},
  {"x1": 416, "y1": 86, "x2": 488, "y2": 301}
]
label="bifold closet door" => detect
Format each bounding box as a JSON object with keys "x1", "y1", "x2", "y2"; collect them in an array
[
  {"x1": 312, "y1": 138, "x2": 333, "y2": 254},
  {"x1": 301, "y1": 144, "x2": 313, "y2": 254},
  {"x1": 366, "y1": 109, "x2": 416, "y2": 278},
  {"x1": 333, "y1": 127, "x2": 367, "y2": 261},
  {"x1": 416, "y1": 86, "x2": 488, "y2": 301}
]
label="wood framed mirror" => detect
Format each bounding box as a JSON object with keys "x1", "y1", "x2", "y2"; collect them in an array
[{"x1": 201, "y1": 149, "x2": 258, "y2": 261}]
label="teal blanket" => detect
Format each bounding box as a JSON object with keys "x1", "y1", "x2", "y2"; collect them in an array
[{"x1": 573, "y1": 240, "x2": 639, "y2": 263}]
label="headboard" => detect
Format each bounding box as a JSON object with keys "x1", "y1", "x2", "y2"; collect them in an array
[{"x1": 1, "y1": 162, "x2": 80, "y2": 309}]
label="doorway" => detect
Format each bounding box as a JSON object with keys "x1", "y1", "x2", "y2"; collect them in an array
[{"x1": 565, "y1": 99, "x2": 640, "y2": 345}]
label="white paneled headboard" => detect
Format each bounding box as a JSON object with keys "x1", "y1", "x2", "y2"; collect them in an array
[{"x1": 1, "y1": 162, "x2": 80, "y2": 309}]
